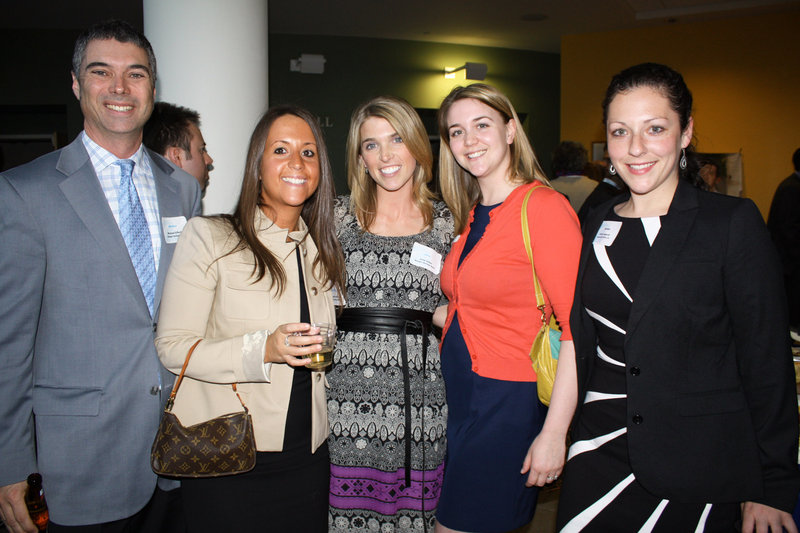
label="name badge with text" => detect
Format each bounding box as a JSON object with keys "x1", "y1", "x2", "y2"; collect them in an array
[
  {"x1": 331, "y1": 286, "x2": 345, "y2": 306},
  {"x1": 409, "y1": 242, "x2": 442, "y2": 274},
  {"x1": 162, "y1": 216, "x2": 188, "y2": 244},
  {"x1": 593, "y1": 220, "x2": 622, "y2": 247}
]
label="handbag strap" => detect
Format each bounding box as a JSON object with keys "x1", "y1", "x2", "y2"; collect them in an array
[
  {"x1": 164, "y1": 339, "x2": 248, "y2": 413},
  {"x1": 521, "y1": 186, "x2": 547, "y2": 324}
]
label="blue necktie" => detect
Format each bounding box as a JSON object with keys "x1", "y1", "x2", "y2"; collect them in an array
[{"x1": 117, "y1": 159, "x2": 156, "y2": 316}]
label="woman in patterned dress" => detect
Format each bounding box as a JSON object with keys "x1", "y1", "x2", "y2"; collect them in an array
[
  {"x1": 328, "y1": 96, "x2": 453, "y2": 533},
  {"x1": 556, "y1": 63, "x2": 800, "y2": 532},
  {"x1": 434, "y1": 84, "x2": 582, "y2": 533}
]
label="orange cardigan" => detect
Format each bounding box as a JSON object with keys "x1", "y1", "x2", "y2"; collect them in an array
[{"x1": 440, "y1": 182, "x2": 582, "y2": 382}]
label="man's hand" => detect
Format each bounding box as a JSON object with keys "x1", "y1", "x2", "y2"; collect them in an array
[{"x1": 0, "y1": 480, "x2": 37, "y2": 533}]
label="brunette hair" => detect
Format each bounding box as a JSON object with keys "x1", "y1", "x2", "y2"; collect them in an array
[
  {"x1": 552, "y1": 141, "x2": 589, "y2": 177},
  {"x1": 143, "y1": 102, "x2": 200, "y2": 156},
  {"x1": 602, "y1": 62, "x2": 700, "y2": 185},
  {"x1": 437, "y1": 83, "x2": 549, "y2": 233},
  {"x1": 345, "y1": 96, "x2": 435, "y2": 231},
  {"x1": 219, "y1": 105, "x2": 345, "y2": 296}
]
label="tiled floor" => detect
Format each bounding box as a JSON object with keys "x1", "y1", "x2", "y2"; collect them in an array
[{"x1": 0, "y1": 488, "x2": 565, "y2": 533}]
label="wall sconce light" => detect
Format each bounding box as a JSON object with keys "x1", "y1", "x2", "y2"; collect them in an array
[
  {"x1": 444, "y1": 62, "x2": 488, "y2": 80},
  {"x1": 290, "y1": 54, "x2": 326, "y2": 74}
]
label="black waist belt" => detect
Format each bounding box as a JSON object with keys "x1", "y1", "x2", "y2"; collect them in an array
[
  {"x1": 338, "y1": 307, "x2": 433, "y2": 487},
  {"x1": 338, "y1": 307, "x2": 433, "y2": 335}
]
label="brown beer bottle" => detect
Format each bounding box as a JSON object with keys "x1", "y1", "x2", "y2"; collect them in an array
[{"x1": 25, "y1": 473, "x2": 49, "y2": 532}]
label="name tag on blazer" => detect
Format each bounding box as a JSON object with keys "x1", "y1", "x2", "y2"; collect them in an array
[
  {"x1": 162, "y1": 216, "x2": 188, "y2": 244},
  {"x1": 594, "y1": 220, "x2": 622, "y2": 246}
]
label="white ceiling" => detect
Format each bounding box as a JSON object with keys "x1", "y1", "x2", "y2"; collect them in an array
[{"x1": 4, "y1": 0, "x2": 799, "y2": 53}]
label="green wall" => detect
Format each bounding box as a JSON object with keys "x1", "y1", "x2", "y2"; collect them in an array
[
  {"x1": 1, "y1": 29, "x2": 561, "y2": 188},
  {"x1": 269, "y1": 34, "x2": 560, "y2": 193}
]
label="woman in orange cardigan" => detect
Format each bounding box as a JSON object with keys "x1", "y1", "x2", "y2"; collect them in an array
[{"x1": 434, "y1": 84, "x2": 582, "y2": 533}]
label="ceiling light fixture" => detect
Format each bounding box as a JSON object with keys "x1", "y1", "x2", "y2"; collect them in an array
[
  {"x1": 635, "y1": 0, "x2": 792, "y2": 20},
  {"x1": 521, "y1": 13, "x2": 548, "y2": 21}
]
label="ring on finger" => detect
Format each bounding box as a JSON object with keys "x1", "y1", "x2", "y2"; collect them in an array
[{"x1": 284, "y1": 335, "x2": 291, "y2": 347}]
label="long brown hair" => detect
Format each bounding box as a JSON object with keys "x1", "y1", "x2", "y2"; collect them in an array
[
  {"x1": 437, "y1": 83, "x2": 549, "y2": 233},
  {"x1": 219, "y1": 105, "x2": 345, "y2": 297},
  {"x1": 345, "y1": 95, "x2": 435, "y2": 231}
]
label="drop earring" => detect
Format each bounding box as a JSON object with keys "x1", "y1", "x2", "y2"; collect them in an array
[
  {"x1": 679, "y1": 148, "x2": 687, "y2": 170},
  {"x1": 608, "y1": 164, "x2": 616, "y2": 175}
]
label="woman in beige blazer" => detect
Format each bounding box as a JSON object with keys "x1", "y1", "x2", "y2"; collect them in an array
[{"x1": 156, "y1": 106, "x2": 345, "y2": 533}]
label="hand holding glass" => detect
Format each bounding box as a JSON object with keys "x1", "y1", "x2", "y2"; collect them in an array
[{"x1": 305, "y1": 323, "x2": 336, "y2": 370}]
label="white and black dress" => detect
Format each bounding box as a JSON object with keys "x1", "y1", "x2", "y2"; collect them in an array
[{"x1": 556, "y1": 212, "x2": 739, "y2": 532}]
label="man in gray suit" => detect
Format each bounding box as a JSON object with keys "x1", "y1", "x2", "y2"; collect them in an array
[{"x1": 0, "y1": 20, "x2": 201, "y2": 532}]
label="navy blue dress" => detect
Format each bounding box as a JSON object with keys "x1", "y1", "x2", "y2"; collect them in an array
[{"x1": 436, "y1": 204, "x2": 547, "y2": 533}]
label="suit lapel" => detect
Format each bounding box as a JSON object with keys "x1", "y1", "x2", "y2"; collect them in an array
[
  {"x1": 149, "y1": 149, "x2": 181, "y2": 315},
  {"x1": 575, "y1": 196, "x2": 626, "y2": 389},
  {"x1": 579, "y1": 194, "x2": 629, "y2": 310},
  {"x1": 57, "y1": 139, "x2": 148, "y2": 311},
  {"x1": 625, "y1": 181, "x2": 699, "y2": 340}
]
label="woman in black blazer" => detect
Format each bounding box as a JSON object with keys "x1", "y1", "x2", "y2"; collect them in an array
[{"x1": 556, "y1": 63, "x2": 800, "y2": 532}]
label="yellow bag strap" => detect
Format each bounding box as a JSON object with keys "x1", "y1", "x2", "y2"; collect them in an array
[{"x1": 521, "y1": 186, "x2": 547, "y2": 324}]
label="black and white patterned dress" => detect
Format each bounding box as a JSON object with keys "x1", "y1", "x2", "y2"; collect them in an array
[
  {"x1": 557, "y1": 212, "x2": 739, "y2": 532},
  {"x1": 328, "y1": 196, "x2": 453, "y2": 533}
]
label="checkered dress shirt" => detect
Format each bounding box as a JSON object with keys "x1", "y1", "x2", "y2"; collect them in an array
[{"x1": 81, "y1": 132, "x2": 161, "y2": 270}]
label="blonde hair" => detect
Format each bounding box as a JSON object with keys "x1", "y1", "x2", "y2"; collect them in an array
[
  {"x1": 437, "y1": 83, "x2": 550, "y2": 233},
  {"x1": 345, "y1": 96, "x2": 435, "y2": 231}
]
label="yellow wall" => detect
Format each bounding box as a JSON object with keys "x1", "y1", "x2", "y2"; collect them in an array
[{"x1": 560, "y1": 12, "x2": 800, "y2": 217}]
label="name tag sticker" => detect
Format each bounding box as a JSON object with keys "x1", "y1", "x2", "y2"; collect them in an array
[
  {"x1": 409, "y1": 242, "x2": 442, "y2": 274},
  {"x1": 331, "y1": 286, "x2": 345, "y2": 306},
  {"x1": 162, "y1": 216, "x2": 187, "y2": 244},
  {"x1": 593, "y1": 220, "x2": 622, "y2": 247}
]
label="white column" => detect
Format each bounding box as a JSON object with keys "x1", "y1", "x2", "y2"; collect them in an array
[{"x1": 144, "y1": 0, "x2": 268, "y2": 215}]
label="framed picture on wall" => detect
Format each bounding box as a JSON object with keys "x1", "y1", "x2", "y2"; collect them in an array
[{"x1": 591, "y1": 142, "x2": 607, "y2": 162}]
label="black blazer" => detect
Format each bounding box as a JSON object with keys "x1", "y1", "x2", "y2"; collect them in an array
[
  {"x1": 767, "y1": 172, "x2": 800, "y2": 327},
  {"x1": 571, "y1": 180, "x2": 800, "y2": 512}
]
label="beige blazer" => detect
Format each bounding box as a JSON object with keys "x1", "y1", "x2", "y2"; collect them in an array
[{"x1": 155, "y1": 212, "x2": 334, "y2": 452}]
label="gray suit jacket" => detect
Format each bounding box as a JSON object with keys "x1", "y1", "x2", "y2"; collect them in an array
[{"x1": 0, "y1": 136, "x2": 201, "y2": 525}]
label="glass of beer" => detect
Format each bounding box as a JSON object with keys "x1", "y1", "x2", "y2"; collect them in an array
[{"x1": 306, "y1": 323, "x2": 336, "y2": 370}]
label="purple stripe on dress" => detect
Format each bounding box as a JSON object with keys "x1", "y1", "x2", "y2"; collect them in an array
[{"x1": 330, "y1": 464, "x2": 445, "y2": 514}]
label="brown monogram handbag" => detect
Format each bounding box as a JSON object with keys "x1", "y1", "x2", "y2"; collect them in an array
[{"x1": 151, "y1": 340, "x2": 256, "y2": 478}]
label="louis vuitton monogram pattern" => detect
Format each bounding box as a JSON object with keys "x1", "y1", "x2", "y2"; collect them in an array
[{"x1": 151, "y1": 410, "x2": 256, "y2": 478}]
